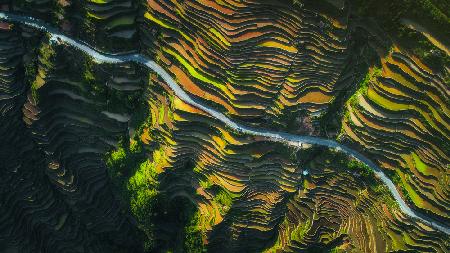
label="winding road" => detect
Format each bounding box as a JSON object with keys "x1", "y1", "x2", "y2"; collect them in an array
[{"x1": 1, "y1": 11, "x2": 448, "y2": 235}]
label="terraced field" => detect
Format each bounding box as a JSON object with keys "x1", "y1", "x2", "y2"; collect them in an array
[
  {"x1": 341, "y1": 48, "x2": 450, "y2": 224},
  {"x1": 0, "y1": 0, "x2": 449, "y2": 252},
  {"x1": 142, "y1": 0, "x2": 355, "y2": 130}
]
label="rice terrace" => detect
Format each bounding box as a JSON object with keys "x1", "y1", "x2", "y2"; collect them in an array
[{"x1": 0, "y1": 0, "x2": 448, "y2": 252}]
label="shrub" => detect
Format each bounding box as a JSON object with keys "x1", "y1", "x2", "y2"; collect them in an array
[
  {"x1": 347, "y1": 160, "x2": 374, "y2": 179},
  {"x1": 348, "y1": 0, "x2": 449, "y2": 71},
  {"x1": 105, "y1": 140, "x2": 158, "y2": 251},
  {"x1": 183, "y1": 212, "x2": 206, "y2": 253}
]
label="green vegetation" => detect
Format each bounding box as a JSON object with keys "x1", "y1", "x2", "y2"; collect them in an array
[
  {"x1": 197, "y1": 177, "x2": 237, "y2": 216},
  {"x1": 214, "y1": 189, "x2": 233, "y2": 208},
  {"x1": 82, "y1": 14, "x2": 98, "y2": 47},
  {"x1": 411, "y1": 152, "x2": 429, "y2": 175},
  {"x1": 337, "y1": 67, "x2": 382, "y2": 138},
  {"x1": 128, "y1": 159, "x2": 160, "y2": 251},
  {"x1": 348, "y1": 66, "x2": 382, "y2": 108},
  {"x1": 105, "y1": 138, "x2": 162, "y2": 251},
  {"x1": 106, "y1": 138, "x2": 146, "y2": 184},
  {"x1": 349, "y1": 0, "x2": 449, "y2": 71},
  {"x1": 346, "y1": 160, "x2": 374, "y2": 178},
  {"x1": 83, "y1": 58, "x2": 107, "y2": 97},
  {"x1": 331, "y1": 150, "x2": 375, "y2": 181},
  {"x1": 184, "y1": 211, "x2": 206, "y2": 253},
  {"x1": 212, "y1": 187, "x2": 234, "y2": 215},
  {"x1": 320, "y1": 149, "x2": 402, "y2": 210},
  {"x1": 397, "y1": 27, "x2": 449, "y2": 70},
  {"x1": 82, "y1": 58, "x2": 146, "y2": 116},
  {"x1": 318, "y1": 34, "x2": 381, "y2": 138},
  {"x1": 52, "y1": 0, "x2": 66, "y2": 25},
  {"x1": 391, "y1": 169, "x2": 425, "y2": 207},
  {"x1": 390, "y1": 170, "x2": 414, "y2": 204},
  {"x1": 329, "y1": 247, "x2": 346, "y2": 253},
  {"x1": 371, "y1": 184, "x2": 399, "y2": 210},
  {"x1": 31, "y1": 41, "x2": 57, "y2": 102},
  {"x1": 104, "y1": 91, "x2": 156, "y2": 251},
  {"x1": 24, "y1": 57, "x2": 38, "y2": 96},
  {"x1": 350, "y1": 0, "x2": 449, "y2": 37},
  {"x1": 198, "y1": 179, "x2": 213, "y2": 189},
  {"x1": 105, "y1": 132, "x2": 208, "y2": 252},
  {"x1": 290, "y1": 219, "x2": 311, "y2": 242},
  {"x1": 106, "y1": 15, "x2": 136, "y2": 29},
  {"x1": 38, "y1": 41, "x2": 57, "y2": 68}
]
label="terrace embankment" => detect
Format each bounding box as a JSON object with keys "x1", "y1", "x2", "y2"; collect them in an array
[
  {"x1": 0, "y1": 20, "x2": 128, "y2": 252},
  {"x1": 265, "y1": 150, "x2": 449, "y2": 253},
  {"x1": 0, "y1": 3, "x2": 145, "y2": 250},
  {"x1": 133, "y1": 76, "x2": 450, "y2": 251},
  {"x1": 133, "y1": 72, "x2": 305, "y2": 251},
  {"x1": 341, "y1": 48, "x2": 449, "y2": 224},
  {"x1": 142, "y1": 0, "x2": 358, "y2": 132},
  {"x1": 83, "y1": 0, "x2": 140, "y2": 52}
]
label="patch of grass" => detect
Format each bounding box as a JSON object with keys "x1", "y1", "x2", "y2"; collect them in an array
[
  {"x1": 400, "y1": 172, "x2": 423, "y2": 206},
  {"x1": 330, "y1": 247, "x2": 346, "y2": 253},
  {"x1": 411, "y1": 152, "x2": 429, "y2": 175}
]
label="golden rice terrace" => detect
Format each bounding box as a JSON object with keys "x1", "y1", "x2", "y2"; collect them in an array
[{"x1": 0, "y1": 0, "x2": 448, "y2": 252}]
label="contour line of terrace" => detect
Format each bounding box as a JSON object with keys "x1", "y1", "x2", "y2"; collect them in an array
[{"x1": 1, "y1": 11, "x2": 448, "y2": 235}]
